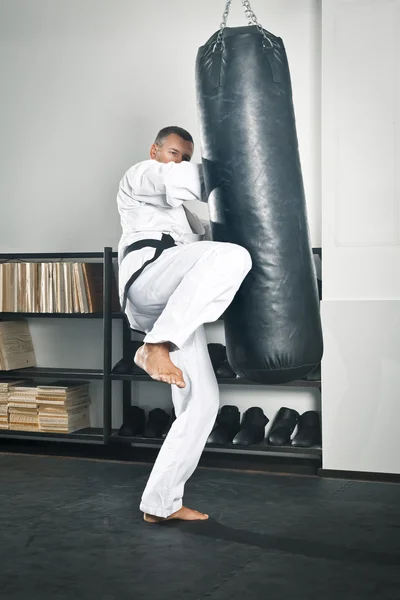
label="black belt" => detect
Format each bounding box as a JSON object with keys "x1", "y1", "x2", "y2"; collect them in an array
[{"x1": 121, "y1": 234, "x2": 176, "y2": 312}]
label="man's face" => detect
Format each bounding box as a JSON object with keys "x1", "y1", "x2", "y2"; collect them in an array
[{"x1": 150, "y1": 133, "x2": 194, "y2": 164}]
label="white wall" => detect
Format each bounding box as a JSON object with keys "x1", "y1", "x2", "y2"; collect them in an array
[
  {"x1": 0, "y1": 1, "x2": 322, "y2": 430},
  {"x1": 0, "y1": 0, "x2": 321, "y2": 251},
  {"x1": 321, "y1": 0, "x2": 400, "y2": 474}
]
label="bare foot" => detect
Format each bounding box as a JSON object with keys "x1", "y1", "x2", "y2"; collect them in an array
[
  {"x1": 134, "y1": 343, "x2": 185, "y2": 388},
  {"x1": 144, "y1": 506, "x2": 209, "y2": 523}
]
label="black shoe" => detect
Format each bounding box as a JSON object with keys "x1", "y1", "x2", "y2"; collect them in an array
[
  {"x1": 208, "y1": 405, "x2": 240, "y2": 444},
  {"x1": 143, "y1": 408, "x2": 171, "y2": 438},
  {"x1": 112, "y1": 357, "x2": 130, "y2": 374},
  {"x1": 232, "y1": 407, "x2": 269, "y2": 445},
  {"x1": 267, "y1": 407, "x2": 299, "y2": 446},
  {"x1": 291, "y1": 411, "x2": 321, "y2": 447},
  {"x1": 207, "y1": 343, "x2": 227, "y2": 373},
  {"x1": 216, "y1": 360, "x2": 237, "y2": 379},
  {"x1": 112, "y1": 341, "x2": 144, "y2": 375},
  {"x1": 118, "y1": 423, "x2": 134, "y2": 437},
  {"x1": 118, "y1": 406, "x2": 145, "y2": 437},
  {"x1": 161, "y1": 409, "x2": 176, "y2": 439},
  {"x1": 130, "y1": 341, "x2": 147, "y2": 374}
]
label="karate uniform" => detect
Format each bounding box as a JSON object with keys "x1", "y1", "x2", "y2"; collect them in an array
[{"x1": 117, "y1": 159, "x2": 251, "y2": 518}]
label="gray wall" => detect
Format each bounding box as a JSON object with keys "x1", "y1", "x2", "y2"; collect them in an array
[{"x1": 0, "y1": 0, "x2": 322, "y2": 430}]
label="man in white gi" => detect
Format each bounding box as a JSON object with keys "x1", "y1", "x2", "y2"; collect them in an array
[{"x1": 117, "y1": 126, "x2": 252, "y2": 523}]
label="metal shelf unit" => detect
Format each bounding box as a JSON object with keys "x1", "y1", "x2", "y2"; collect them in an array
[{"x1": 0, "y1": 247, "x2": 322, "y2": 465}]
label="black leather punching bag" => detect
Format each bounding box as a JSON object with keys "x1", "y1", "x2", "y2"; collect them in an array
[{"x1": 196, "y1": 3, "x2": 323, "y2": 384}]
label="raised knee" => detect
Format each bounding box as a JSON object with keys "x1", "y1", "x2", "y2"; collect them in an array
[
  {"x1": 221, "y1": 243, "x2": 252, "y2": 273},
  {"x1": 236, "y1": 245, "x2": 252, "y2": 272}
]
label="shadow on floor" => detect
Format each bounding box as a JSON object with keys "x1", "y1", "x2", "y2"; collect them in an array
[{"x1": 167, "y1": 518, "x2": 399, "y2": 566}]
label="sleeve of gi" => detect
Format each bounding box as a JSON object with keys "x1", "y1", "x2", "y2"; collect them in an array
[{"x1": 128, "y1": 160, "x2": 207, "y2": 208}]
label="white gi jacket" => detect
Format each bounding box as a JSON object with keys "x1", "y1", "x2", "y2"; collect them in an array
[{"x1": 117, "y1": 159, "x2": 210, "y2": 330}]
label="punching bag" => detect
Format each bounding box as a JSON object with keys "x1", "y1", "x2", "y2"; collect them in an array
[{"x1": 196, "y1": 2, "x2": 323, "y2": 384}]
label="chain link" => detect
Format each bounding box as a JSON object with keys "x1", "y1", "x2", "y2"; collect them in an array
[
  {"x1": 242, "y1": 0, "x2": 266, "y2": 38},
  {"x1": 214, "y1": 0, "x2": 232, "y2": 49},
  {"x1": 213, "y1": 0, "x2": 273, "y2": 51}
]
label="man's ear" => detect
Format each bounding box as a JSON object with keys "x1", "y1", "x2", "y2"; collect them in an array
[{"x1": 150, "y1": 143, "x2": 157, "y2": 160}]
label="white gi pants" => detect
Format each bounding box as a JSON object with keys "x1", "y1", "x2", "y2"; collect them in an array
[{"x1": 127, "y1": 240, "x2": 252, "y2": 518}]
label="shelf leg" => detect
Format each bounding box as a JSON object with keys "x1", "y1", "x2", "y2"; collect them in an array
[
  {"x1": 122, "y1": 318, "x2": 132, "y2": 421},
  {"x1": 103, "y1": 247, "x2": 113, "y2": 444}
]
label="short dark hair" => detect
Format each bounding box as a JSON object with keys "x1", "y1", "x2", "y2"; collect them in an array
[{"x1": 154, "y1": 126, "x2": 193, "y2": 147}]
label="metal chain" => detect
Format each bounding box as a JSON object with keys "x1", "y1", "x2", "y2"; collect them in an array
[
  {"x1": 214, "y1": 0, "x2": 233, "y2": 49},
  {"x1": 241, "y1": 0, "x2": 268, "y2": 39},
  {"x1": 213, "y1": 0, "x2": 273, "y2": 51}
]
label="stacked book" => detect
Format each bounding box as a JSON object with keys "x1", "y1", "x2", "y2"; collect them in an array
[
  {"x1": 0, "y1": 262, "x2": 119, "y2": 314},
  {"x1": 0, "y1": 383, "x2": 6, "y2": 428},
  {"x1": 8, "y1": 383, "x2": 38, "y2": 432},
  {"x1": 0, "y1": 380, "x2": 25, "y2": 429},
  {"x1": 0, "y1": 320, "x2": 36, "y2": 371},
  {"x1": 37, "y1": 381, "x2": 90, "y2": 433}
]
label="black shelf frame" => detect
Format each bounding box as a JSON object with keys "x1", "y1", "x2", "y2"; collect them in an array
[
  {"x1": 0, "y1": 247, "x2": 322, "y2": 465},
  {"x1": 0, "y1": 312, "x2": 124, "y2": 319},
  {"x1": 110, "y1": 246, "x2": 322, "y2": 464},
  {"x1": 111, "y1": 372, "x2": 321, "y2": 387},
  {"x1": 0, "y1": 252, "x2": 106, "y2": 260},
  {"x1": 0, "y1": 428, "x2": 104, "y2": 444},
  {"x1": 0, "y1": 249, "x2": 119, "y2": 447},
  {"x1": 3, "y1": 367, "x2": 104, "y2": 380},
  {"x1": 110, "y1": 432, "x2": 321, "y2": 460}
]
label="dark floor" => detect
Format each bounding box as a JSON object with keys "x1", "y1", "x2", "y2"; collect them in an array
[{"x1": 0, "y1": 454, "x2": 399, "y2": 600}]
